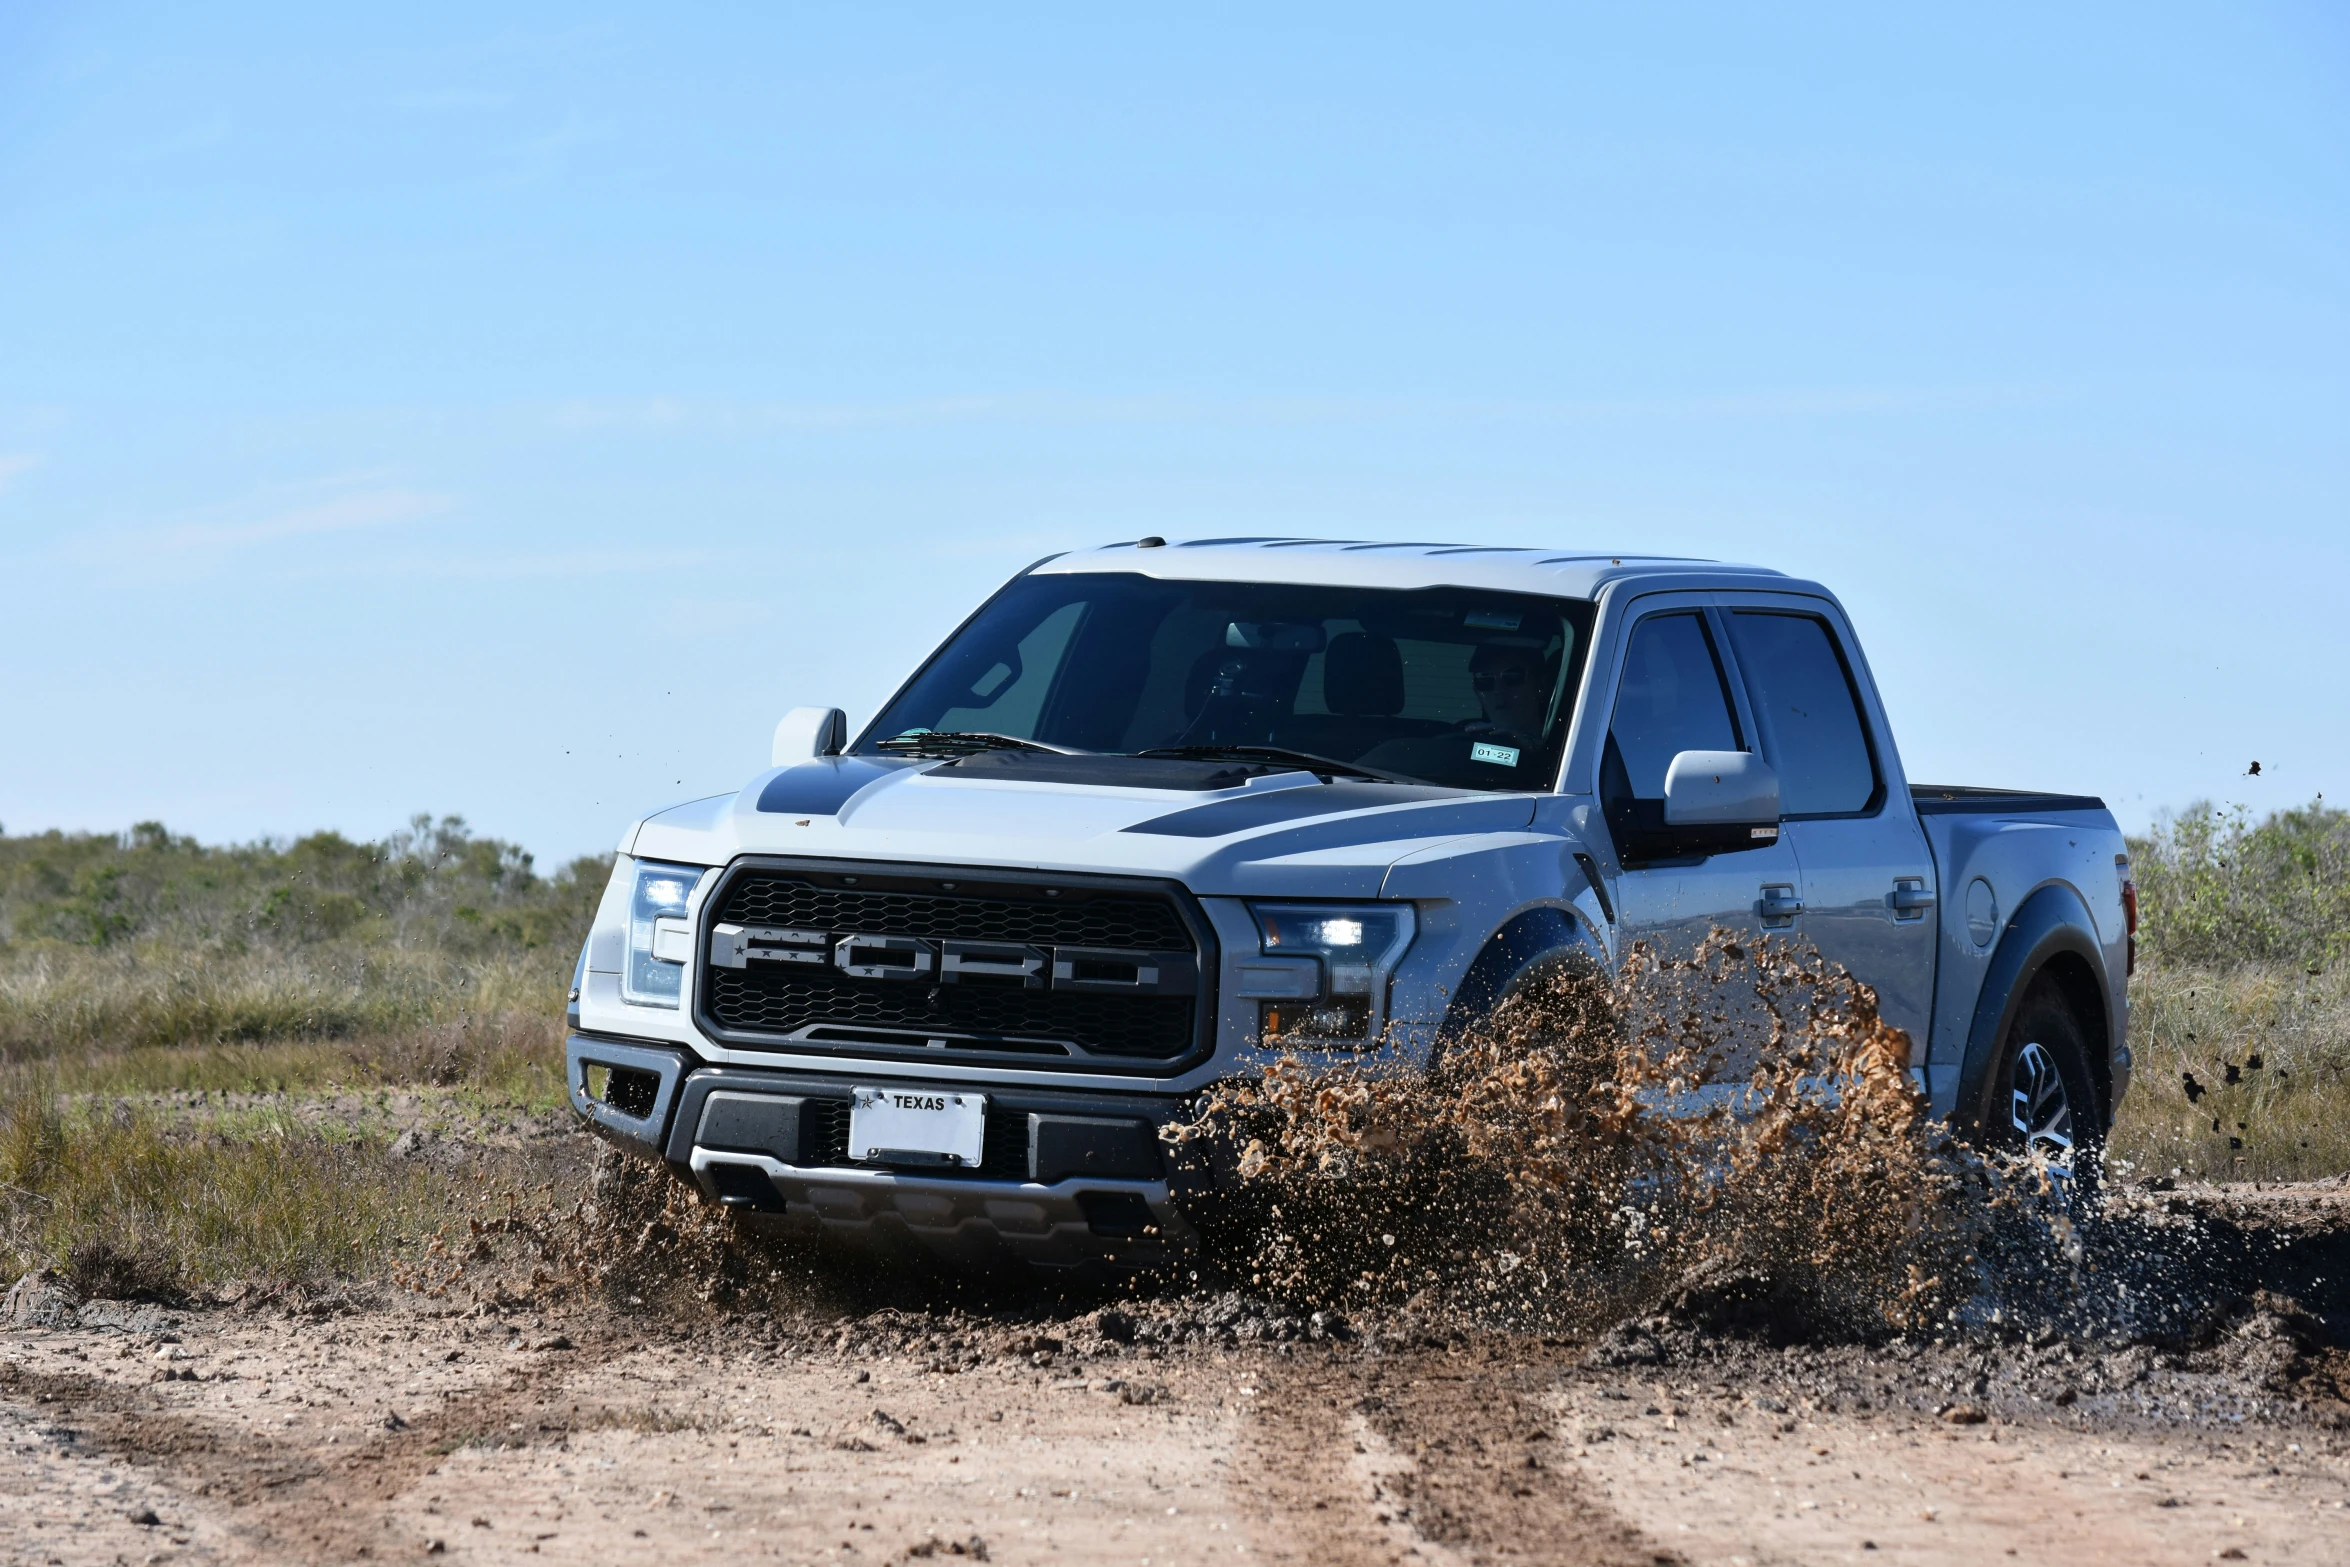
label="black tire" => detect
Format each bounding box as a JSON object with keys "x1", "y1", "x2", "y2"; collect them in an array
[{"x1": 1983, "y1": 980, "x2": 2104, "y2": 1202}]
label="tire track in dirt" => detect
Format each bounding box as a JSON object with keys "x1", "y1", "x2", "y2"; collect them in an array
[
  {"x1": 1245, "y1": 1346, "x2": 1674, "y2": 1567},
  {"x1": 1232, "y1": 1359, "x2": 1396, "y2": 1565},
  {"x1": 0, "y1": 1332, "x2": 580, "y2": 1564}
]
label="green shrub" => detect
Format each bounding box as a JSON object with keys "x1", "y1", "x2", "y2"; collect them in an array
[
  {"x1": 2129, "y1": 798, "x2": 2350, "y2": 970},
  {"x1": 0, "y1": 817, "x2": 609, "y2": 1058}
]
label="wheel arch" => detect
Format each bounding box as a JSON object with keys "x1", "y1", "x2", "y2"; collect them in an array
[
  {"x1": 1954, "y1": 882, "x2": 2115, "y2": 1134},
  {"x1": 1434, "y1": 905, "x2": 1610, "y2": 1054}
]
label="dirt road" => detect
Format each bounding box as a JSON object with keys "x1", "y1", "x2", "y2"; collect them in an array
[{"x1": 2, "y1": 1260, "x2": 2344, "y2": 1567}]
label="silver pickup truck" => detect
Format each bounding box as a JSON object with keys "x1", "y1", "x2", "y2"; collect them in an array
[{"x1": 566, "y1": 539, "x2": 2135, "y2": 1264}]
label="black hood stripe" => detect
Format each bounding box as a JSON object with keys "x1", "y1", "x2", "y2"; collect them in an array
[
  {"x1": 1124, "y1": 782, "x2": 1515, "y2": 839},
  {"x1": 755, "y1": 756, "x2": 919, "y2": 816}
]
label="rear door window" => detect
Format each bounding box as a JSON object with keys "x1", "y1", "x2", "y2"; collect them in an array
[{"x1": 1724, "y1": 611, "x2": 1880, "y2": 816}]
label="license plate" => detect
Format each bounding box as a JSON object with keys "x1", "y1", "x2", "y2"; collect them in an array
[{"x1": 849, "y1": 1087, "x2": 987, "y2": 1168}]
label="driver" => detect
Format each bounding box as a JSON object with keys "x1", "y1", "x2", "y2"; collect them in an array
[
  {"x1": 1465, "y1": 640, "x2": 1553, "y2": 749},
  {"x1": 1357, "y1": 635, "x2": 1558, "y2": 780}
]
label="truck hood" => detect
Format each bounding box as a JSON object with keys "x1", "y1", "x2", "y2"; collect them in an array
[{"x1": 626, "y1": 753, "x2": 1545, "y2": 900}]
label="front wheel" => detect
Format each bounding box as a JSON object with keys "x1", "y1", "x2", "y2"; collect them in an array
[{"x1": 1984, "y1": 982, "x2": 2104, "y2": 1202}]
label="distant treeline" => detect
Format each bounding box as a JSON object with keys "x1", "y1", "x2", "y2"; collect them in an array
[
  {"x1": 0, "y1": 818, "x2": 611, "y2": 1057},
  {"x1": 0, "y1": 816, "x2": 609, "y2": 959},
  {"x1": 6, "y1": 798, "x2": 2341, "y2": 971},
  {"x1": 0, "y1": 799, "x2": 2338, "y2": 1059}
]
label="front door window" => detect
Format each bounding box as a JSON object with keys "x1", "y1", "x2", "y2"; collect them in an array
[
  {"x1": 1596, "y1": 607, "x2": 1799, "y2": 960},
  {"x1": 1601, "y1": 611, "x2": 1743, "y2": 865}
]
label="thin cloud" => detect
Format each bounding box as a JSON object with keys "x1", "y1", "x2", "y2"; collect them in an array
[
  {"x1": 0, "y1": 454, "x2": 38, "y2": 493},
  {"x1": 388, "y1": 87, "x2": 513, "y2": 112},
  {"x1": 278, "y1": 545, "x2": 724, "y2": 582},
  {"x1": 532, "y1": 383, "x2": 2067, "y2": 435},
  {"x1": 155, "y1": 488, "x2": 449, "y2": 551}
]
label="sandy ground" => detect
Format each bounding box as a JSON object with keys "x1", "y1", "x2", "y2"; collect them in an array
[
  {"x1": 1, "y1": 1277, "x2": 2343, "y2": 1567},
  {"x1": 1553, "y1": 1362, "x2": 2350, "y2": 1566}
]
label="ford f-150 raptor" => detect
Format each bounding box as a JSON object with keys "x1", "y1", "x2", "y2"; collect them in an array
[{"x1": 566, "y1": 538, "x2": 2135, "y2": 1264}]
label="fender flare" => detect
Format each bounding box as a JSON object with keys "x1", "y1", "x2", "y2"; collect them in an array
[
  {"x1": 1953, "y1": 882, "x2": 2115, "y2": 1134},
  {"x1": 1435, "y1": 906, "x2": 1609, "y2": 1052}
]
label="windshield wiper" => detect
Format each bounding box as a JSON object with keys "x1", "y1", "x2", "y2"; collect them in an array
[
  {"x1": 1130, "y1": 744, "x2": 1416, "y2": 784},
  {"x1": 874, "y1": 731, "x2": 1091, "y2": 759}
]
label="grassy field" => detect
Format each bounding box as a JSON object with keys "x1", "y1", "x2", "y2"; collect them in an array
[
  {"x1": 2107, "y1": 798, "x2": 2350, "y2": 1182},
  {"x1": 0, "y1": 817, "x2": 601, "y2": 1293},
  {"x1": 0, "y1": 799, "x2": 2341, "y2": 1296},
  {"x1": 0, "y1": 815, "x2": 601, "y2": 1060}
]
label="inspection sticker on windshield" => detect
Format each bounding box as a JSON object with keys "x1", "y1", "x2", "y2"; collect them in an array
[
  {"x1": 1463, "y1": 609, "x2": 1521, "y2": 630},
  {"x1": 1470, "y1": 741, "x2": 1521, "y2": 767},
  {"x1": 850, "y1": 1087, "x2": 988, "y2": 1168}
]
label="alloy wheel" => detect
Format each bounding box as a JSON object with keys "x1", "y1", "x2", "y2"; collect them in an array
[{"x1": 2008, "y1": 1039, "x2": 2076, "y2": 1177}]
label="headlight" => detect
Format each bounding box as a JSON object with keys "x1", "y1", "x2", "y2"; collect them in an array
[
  {"x1": 622, "y1": 860, "x2": 702, "y2": 1007},
  {"x1": 1247, "y1": 901, "x2": 1416, "y2": 1045}
]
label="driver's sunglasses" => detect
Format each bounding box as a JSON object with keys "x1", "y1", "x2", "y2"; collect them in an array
[{"x1": 1471, "y1": 668, "x2": 1533, "y2": 694}]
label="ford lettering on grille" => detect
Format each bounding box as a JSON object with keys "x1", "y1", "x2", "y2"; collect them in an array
[
  {"x1": 711, "y1": 923, "x2": 1192, "y2": 996},
  {"x1": 699, "y1": 865, "x2": 1212, "y2": 1068}
]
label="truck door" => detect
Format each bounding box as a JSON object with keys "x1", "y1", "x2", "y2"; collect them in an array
[
  {"x1": 1595, "y1": 604, "x2": 1804, "y2": 954},
  {"x1": 1717, "y1": 600, "x2": 1936, "y2": 1050}
]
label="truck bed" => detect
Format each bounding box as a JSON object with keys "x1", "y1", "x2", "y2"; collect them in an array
[{"x1": 1908, "y1": 784, "x2": 2130, "y2": 1121}]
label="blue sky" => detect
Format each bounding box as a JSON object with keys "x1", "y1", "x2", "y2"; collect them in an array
[{"x1": 1, "y1": 3, "x2": 2343, "y2": 862}]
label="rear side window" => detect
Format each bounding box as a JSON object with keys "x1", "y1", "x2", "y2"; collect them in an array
[
  {"x1": 1604, "y1": 612, "x2": 1741, "y2": 800},
  {"x1": 1726, "y1": 611, "x2": 1879, "y2": 816}
]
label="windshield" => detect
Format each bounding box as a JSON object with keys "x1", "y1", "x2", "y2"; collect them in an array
[{"x1": 861, "y1": 572, "x2": 1596, "y2": 791}]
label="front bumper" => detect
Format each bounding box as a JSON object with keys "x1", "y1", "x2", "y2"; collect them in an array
[{"x1": 566, "y1": 1032, "x2": 1200, "y2": 1267}]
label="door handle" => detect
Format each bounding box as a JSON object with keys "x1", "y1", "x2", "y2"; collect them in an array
[
  {"x1": 1758, "y1": 884, "x2": 1803, "y2": 927},
  {"x1": 1889, "y1": 878, "x2": 1935, "y2": 920}
]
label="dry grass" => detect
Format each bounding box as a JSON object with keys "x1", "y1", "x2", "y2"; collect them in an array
[
  {"x1": 2109, "y1": 961, "x2": 2350, "y2": 1183},
  {"x1": 0, "y1": 941, "x2": 567, "y2": 1059},
  {"x1": 0, "y1": 821, "x2": 596, "y2": 1296},
  {"x1": 0, "y1": 1075, "x2": 462, "y2": 1296},
  {"x1": 20, "y1": 1009, "x2": 567, "y2": 1105},
  {"x1": 2106, "y1": 799, "x2": 2349, "y2": 1182},
  {"x1": 0, "y1": 1004, "x2": 569, "y2": 1296}
]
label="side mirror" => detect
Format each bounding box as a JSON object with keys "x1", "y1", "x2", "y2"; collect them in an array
[
  {"x1": 1662, "y1": 750, "x2": 1782, "y2": 856},
  {"x1": 773, "y1": 707, "x2": 847, "y2": 766}
]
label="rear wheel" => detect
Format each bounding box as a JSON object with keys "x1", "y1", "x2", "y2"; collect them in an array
[{"x1": 1984, "y1": 982, "x2": 2103, "y2": 1201}]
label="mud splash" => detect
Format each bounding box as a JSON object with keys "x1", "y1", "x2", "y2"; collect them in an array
[
  {"x1": 463, "y1": 932, "x2": 2338, "y2": 1375},
  {"x1": 1175, "y1": 931, "x2": 2032, "y2": 1339}
]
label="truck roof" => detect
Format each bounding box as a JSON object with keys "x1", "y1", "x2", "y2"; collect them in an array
[{"x1": 1032, "y1": 537, "x2": 1797, "y2": 600}]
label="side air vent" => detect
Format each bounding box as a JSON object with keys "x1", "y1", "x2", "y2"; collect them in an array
[{"x1": 583, "y1": 1063, "x2": 661, "y2": 1119}]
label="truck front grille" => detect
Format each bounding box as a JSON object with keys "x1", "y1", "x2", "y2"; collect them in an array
[
  {"x1": 695, "y1": 862, "x2": 1213, "y2": 1071},
  {"x1": 721, "y1": 876, "x2": 1190, "y2": 951}
]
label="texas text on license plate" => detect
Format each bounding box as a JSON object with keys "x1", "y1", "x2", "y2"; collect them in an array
[{"x1": 848, "y1": 1087, "x2": 987, "y2": 1168}]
